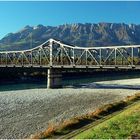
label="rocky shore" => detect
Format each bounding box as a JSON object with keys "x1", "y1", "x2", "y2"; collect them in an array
[{"x1": 0, "y1": 78, "x2": 140, "y2": 138}]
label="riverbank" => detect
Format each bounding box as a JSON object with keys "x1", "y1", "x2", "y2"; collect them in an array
[
  {"x1": 0, "y1": 78, "x2": 140, "y2": 138},
  {"x1": 74, "y1": 100, "x2": 140, "y2": 139},
  {"x1": 33, "y1": 93, "x2": 140, "y2": 139}
]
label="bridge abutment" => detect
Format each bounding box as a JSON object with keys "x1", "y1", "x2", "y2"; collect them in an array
[{"x1": 47, "y1": 68, "x2": 62, "y2": 88}]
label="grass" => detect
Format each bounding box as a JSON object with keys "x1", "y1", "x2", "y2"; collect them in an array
[
  {"x1": 74, "y1": 100, "x2": 140, "y2": 139},
  {"x1": 30, "y1": 93, "x2": 140, "y2": 139}
]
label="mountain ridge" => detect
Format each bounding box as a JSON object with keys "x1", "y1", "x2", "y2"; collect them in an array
[{"x1": 0, "y1": 22, "x2": 140, "y2": 51}]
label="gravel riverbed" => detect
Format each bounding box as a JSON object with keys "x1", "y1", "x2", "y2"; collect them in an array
[{"x1": 0, "y1": 78, "x2": 140, "y2": 138}]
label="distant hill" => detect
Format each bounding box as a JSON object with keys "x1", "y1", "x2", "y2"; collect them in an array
[{"x1": 1, "y1": 23, "x2": 140, "y2": 51}]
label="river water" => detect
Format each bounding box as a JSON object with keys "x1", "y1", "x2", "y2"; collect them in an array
[{"x1": 1, "y1": 71, "x2": 140, "y2": 92}]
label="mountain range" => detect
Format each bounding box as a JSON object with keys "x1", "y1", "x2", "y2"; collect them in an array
[{"x1": 0, "y1": 22, "x2": 140, "y2": 51}]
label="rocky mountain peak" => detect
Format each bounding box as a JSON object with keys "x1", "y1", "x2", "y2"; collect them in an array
[{"x1": 0, "y1": 22, "x2": 140, "y2": 51}]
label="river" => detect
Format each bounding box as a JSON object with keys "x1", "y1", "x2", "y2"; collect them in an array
[{"x1": 1, "y1": 70, "x2": 140, "y2": 91}]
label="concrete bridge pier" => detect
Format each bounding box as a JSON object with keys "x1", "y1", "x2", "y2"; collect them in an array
[{"x1": 47, "y1": 68, "x2": 62, "y2": 88}]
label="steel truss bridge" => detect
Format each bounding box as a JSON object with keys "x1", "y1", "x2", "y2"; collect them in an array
[
  {"x1": 1, "y1": 38, "x2": 140, "y2": 88},
  {"x1": 0, "y1": 38, "x2": 140, "y2": 69}
]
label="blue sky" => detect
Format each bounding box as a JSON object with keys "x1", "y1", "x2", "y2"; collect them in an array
[{"x1": 0, "y1": 1, "x2": 140, "y2": 39}]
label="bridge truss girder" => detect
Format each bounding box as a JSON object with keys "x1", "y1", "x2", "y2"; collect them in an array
[{"x1": 0, "y1": 38, "x2": 140, "y2": 68}]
